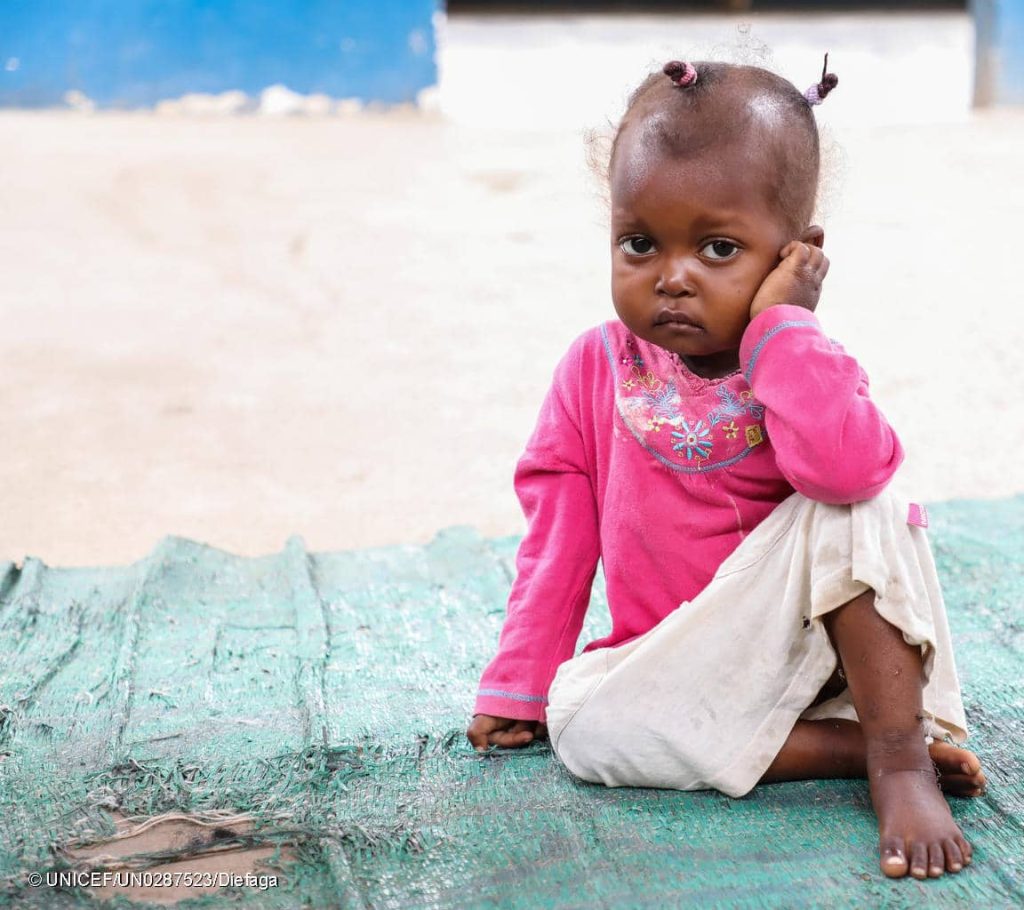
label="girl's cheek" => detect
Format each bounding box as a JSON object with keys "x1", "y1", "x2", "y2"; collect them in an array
[{"x1": 727, "y1": 275, "x2": 752, "y2": 302}]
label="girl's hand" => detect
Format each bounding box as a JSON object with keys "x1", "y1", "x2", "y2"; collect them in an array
[
  {"x1": 749, "y1": 241, "x2": 830, "y2": 321},
  {"x1": 466, "y1": 714, "x2": 548, "y2": 752}
]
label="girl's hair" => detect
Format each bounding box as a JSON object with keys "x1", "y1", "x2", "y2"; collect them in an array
[{"x1": 601, "y1": 56, "x2": 838, "y2": 237}]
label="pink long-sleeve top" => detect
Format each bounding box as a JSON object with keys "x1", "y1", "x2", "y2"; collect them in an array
[{"x1": 474, "y1": 304, "x2": 905, "y2": 723}]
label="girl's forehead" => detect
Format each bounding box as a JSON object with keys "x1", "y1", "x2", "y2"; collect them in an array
[{"x1": 610, "y1": 141, "x2": 775, "y2": 217}]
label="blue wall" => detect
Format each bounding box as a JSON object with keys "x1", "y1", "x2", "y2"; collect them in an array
[
  {"x1": 0, "y1": 1, "x2": 439, "y2": 108},
  {"x1": 978, "y1": 0, "x2": 1024, "y2": 104}
]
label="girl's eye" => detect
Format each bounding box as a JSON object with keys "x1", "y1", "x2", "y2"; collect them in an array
[
  {"x1": 702, "y1": 240, "x2": 740, "y2": 260},
  {"x1": 620, "y1": 236, "x2": 656, "y2": 256}
]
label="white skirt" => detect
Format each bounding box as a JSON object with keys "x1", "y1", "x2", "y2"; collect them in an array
[{"x1": 545, "y1": 488, "x2": 968, "y2": 798}]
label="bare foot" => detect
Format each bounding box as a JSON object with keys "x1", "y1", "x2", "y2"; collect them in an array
[
  {"x1": 868, "y1": 736, "x2": 974, "y2": 879},
  {"x1": 816, "y1": 590, "x2": 980, "y2": 880}
]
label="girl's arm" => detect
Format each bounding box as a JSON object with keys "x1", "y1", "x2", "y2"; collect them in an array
[
  {"x1": 738, "y1": 303, "x2": 904, "y2": 504},
  {"x1": 474, "y1": 341, "x2": 601, "y2": 723}
]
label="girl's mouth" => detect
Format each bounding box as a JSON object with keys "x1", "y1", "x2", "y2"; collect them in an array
[
  {"x1": 655, "y1": 306, "x2": 703, "y2": 330},
  {"x1": 661, "y1": 322, "x2": 703, "y2": 335}
]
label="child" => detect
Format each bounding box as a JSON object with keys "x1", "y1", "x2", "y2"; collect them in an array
[{"x1": 465, "y1": 57, "x2": 986, "y2": 880}]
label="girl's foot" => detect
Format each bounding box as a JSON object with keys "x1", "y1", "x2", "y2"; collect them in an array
[
  {"x1": 761, "y1": 721, "x2": 982, "y2": 879},
  {"x1": 868, "y1": 735, "x2": 975, "y2": 879},
  {"x1": 816, "y1": 589, "x2": 979, "y2": 880}
]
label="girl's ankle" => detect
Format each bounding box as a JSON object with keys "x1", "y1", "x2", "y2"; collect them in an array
[{"x1": 864, "y1": 727, "x2": 931, "y2": 769}]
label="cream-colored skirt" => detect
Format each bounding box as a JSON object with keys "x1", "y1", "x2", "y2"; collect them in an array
[{"x1": 545, "y1": 488, "x2": 968, "y2": 798}]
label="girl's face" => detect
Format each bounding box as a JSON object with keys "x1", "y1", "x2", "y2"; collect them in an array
[{"x1": 609, "y1": 138, "x2": 822, "y2": 378}]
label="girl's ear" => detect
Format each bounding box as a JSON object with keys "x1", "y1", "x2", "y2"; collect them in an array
[{"x1": 801, "y1": 225, "x2": 825, "y2": 248}]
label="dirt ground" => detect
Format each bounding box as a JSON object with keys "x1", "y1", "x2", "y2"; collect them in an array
[{"x1": 3, "y1": 12, "x2": 1023, "y2": 567}]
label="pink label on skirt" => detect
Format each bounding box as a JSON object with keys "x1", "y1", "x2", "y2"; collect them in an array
[{"x1": 907, "y1": 502, "x2": 929, "y2": 527}]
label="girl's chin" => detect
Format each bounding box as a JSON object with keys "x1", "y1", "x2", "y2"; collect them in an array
[
  {"x1": 651, "y1": 337, "x2": 725, "y2": 359},
  {"x1": 632, "y1": 326, "x2": 741, "y2": 365}
]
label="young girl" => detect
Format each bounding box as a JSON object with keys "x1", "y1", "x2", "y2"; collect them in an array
[{"x1": 465, "y1": 58, "x2": 987, "y2": 881}]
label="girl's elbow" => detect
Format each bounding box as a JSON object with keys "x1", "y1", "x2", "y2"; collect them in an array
[{"x1": 783, "y1": 451, "x2": 904, "y2": 505}]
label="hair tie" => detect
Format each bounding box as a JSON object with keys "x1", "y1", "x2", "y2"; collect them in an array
[
  {"x1": 664, "y1": 61, "x2": 698, "y2": 88},
  {"x1": 804, "y1": 52, "x2": 838, "y2": 105}
]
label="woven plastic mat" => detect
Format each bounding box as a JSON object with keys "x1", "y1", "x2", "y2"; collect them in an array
[{"x1": 1, "y1": 496, "x2": 1022, "y2": 908}]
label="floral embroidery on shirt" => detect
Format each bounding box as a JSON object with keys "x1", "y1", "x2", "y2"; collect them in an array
[
  {"x1": 601, "y1": 323, "x2": 770, "y2": 473},
  {"x1": 707, "y1": 385, "x2": 765, "y2": 425},
  {"x1": 632, "y1": 367, "x2": 662, "y2": 392},
  {"x1": 672, "y1": 418, "x2": 713, "y2": 459},
  {"x1": 643, "y1": 381, "x2": 680, "y2": 420}
]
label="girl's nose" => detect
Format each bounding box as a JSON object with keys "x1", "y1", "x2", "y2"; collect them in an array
[{"x1": 655, "y1": 258, "x2": 697, "y2": 297}]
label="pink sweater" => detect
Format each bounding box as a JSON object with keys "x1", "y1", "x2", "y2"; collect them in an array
[{"x1": 474, "y1": 305, "x2": 904, "y2": 723}]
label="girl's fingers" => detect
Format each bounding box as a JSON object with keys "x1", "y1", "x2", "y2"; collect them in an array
[
  {"x1": 490, "y1": 728, "x2": 534, "y2": 748},
  {"x1": 468, "y1": 716, "x2": 549, "y2": 752},
  {"x1": 802, "y1": 245, "x2": 829, "y2": 280},
  {"x1": 468, "y1": 715, "x2": 516, "y2": 751},
  {"x1": 492, "y1": 720, "x2": 528, "y2": 741},
  {"x1": 782, "y1": 242, "x2": 824, "y2": 266}
]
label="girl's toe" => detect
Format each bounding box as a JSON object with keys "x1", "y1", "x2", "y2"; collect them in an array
[
  {"x1": 943, "y1": 838, "x2": 964, "y2": 872},
  {"x1": 961, "y1": 752, "x2": 982, "y2": 775},
  {"x1": 880, "y1": 838, "x2": 908, "y2": 878},
  {"x1": 909, "y1": 842, "x2": 929, "y2": 879},
  {"x1": 938, "y1": 773, "x2": 978, "y2": 796},
  {"x1": 928, "y1": 842, "x2": 945, "y2": 877},
  {"x1": 956, "y1": 836, "x2": 973, "y2": 864}
]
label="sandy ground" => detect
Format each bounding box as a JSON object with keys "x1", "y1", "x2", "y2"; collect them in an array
[{"x1": 2, "y1": 11, "x2": 1023, "y2": 567}]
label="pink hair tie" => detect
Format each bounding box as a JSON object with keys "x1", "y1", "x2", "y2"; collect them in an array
[
  {"x1": 664, "y1": 61, "x2": 698, "y2": 87},
  {"x1": 804, "y1": 52, "x2": 839, "y2": 106}
]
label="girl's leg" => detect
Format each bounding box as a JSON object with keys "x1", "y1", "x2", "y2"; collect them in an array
[
  {"x1": 760, "y1": 717, "x2": 985, "y2": 797},
  {"x1": 548, "y1": 490, "x2": 978, "y2": 860},
  {"x1": 765, "y1": 588, "x2": 977, "y2": 879}
]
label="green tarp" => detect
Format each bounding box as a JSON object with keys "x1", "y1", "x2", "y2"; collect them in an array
[{"x1": 1, "y1": 496, "x2": 1022, "y2": 908}]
